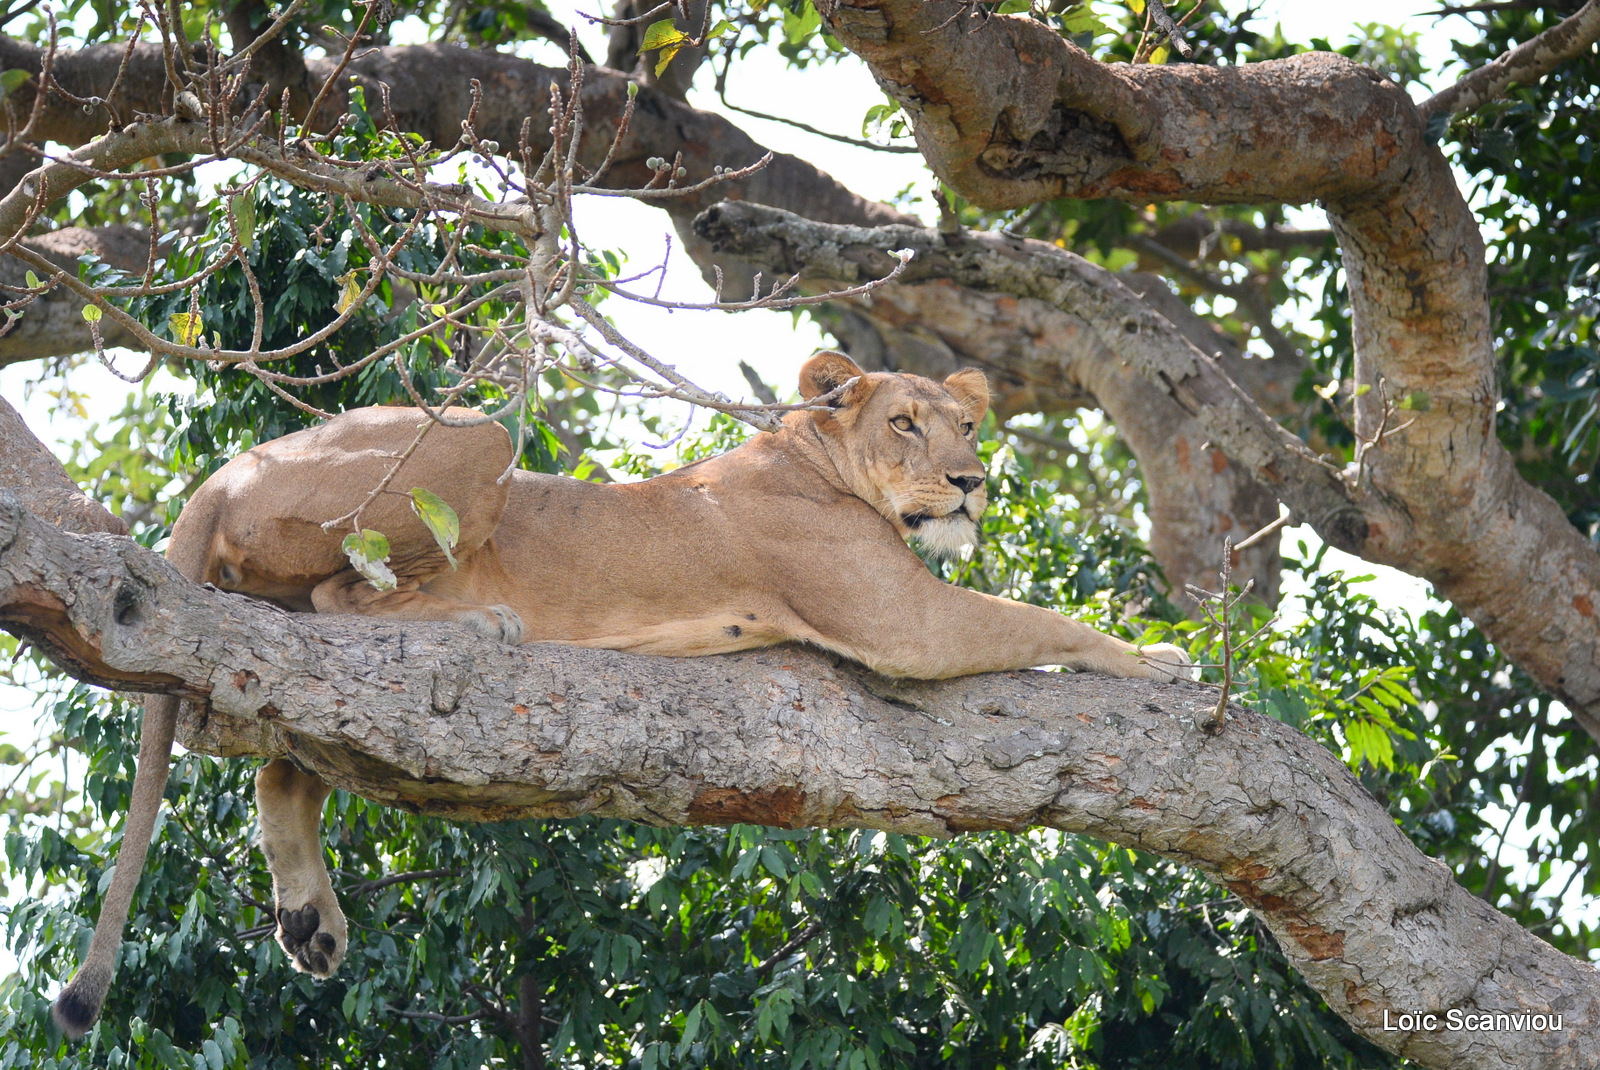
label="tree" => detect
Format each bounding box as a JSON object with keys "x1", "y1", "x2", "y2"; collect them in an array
[{"x1": 0, "y1": 1, "x2": 1598, "y2": 1068}]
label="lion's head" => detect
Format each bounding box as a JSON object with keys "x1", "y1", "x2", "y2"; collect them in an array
[{"x1": 797, "y1": 351, "x2": 990, "y2": 559}]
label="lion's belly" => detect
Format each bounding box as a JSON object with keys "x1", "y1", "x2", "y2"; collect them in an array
[{"x1": 421, "y1": 472, "x2": 808, "y2": 654}]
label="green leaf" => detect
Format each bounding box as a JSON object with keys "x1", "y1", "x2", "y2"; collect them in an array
[
  {"x1": 24, "y1": 270, "x2": 39, "y2": 289},
  {"x1": 639, "y1": 18, "x2": 689, "y2": 53},
  {"x1": 1058, "y1": 6, "x2": 1108, "y2": 34},
  {"x1": 676, "y1": 999, "x2": 706, "y2": 1057},
  {"x1": 409, "y1": 487, "x2": 460, "y2": 568},
  {"x1": 169, "y1": 311, "x2": 204, "y2": 347},
  {"x1": 1397, "y1": 390, "x2": 1431, "y2": 411},
  {"x1": 341, "y1": 529, "x2": 396, "y2": 591},
  {"x1": 782, "y1": 1, "x2": 822, "y2": 45},
  {"x1": 234, "y1": 189, "x2": 257, "y2": 251},
  {"x1": 706, "y1": 18, "x2": 735, "y2": 38},
  {"x1": 0, "y1": 68, "x2": 29, "y2": 98},
  {"x1": 81, "y1": 303, "x2": 102, "y2": 323},
  {"x1": 759, "y1": 844, "x2": 788, "y2": 880},
  {"x1": 1345, "y1": 718, "x2": 1395, "y2": 771}
]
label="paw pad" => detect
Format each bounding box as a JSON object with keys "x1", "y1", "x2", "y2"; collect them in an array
[{"x1": 275, "y1": 903, "x2": 345, "y2": 977}]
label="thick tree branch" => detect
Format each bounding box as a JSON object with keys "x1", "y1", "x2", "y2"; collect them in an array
[
  {"x1": 814, "y1": 0, "x2": 1600, "y2": 740},
  {"x1": 0, "y1": 36, "x2": 911, "y2": 235},
  {"x1": 0, "y1": 494, "x2": 1595, "y2": 1070},
  {"x1": 0, "y1": 225, "x2": 147, "y2": 367},
  {"x1": 0, "y1": 397, "x2": 123, "y2": 535},
  {"x1": 1421, "y1": 0, "x2": 1600, "y2": 119}
]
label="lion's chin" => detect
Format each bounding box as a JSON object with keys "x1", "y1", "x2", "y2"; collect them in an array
[{"x1": 909, "y1": 514, "x2": 978, "y2": 559}]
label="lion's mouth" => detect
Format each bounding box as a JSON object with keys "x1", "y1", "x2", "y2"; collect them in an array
[
  {"x1": 904, "y1": 510, "x2": 978, "y2": 559},
  {"x1": 901, "y1": 506, "x2": 968, "y2": 529}
]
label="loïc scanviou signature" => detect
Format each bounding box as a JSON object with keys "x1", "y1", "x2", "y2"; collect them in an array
[{"x1": 1383, "y1": 1010, "x2": 1564, "y2": 1033}]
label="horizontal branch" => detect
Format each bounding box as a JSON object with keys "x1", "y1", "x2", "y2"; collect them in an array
[
  {"x1": 0, "y1": 35, "x2": 915, "y2": 233},
  {"x1": 0, "y1": 493, "x2": 1595, "y2": 1069}
]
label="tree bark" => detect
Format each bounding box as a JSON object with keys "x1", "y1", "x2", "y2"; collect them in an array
[
  {"x1": 814, "y1": 0, "x2": 1600, "y2": 738},
  {"x1": 0, "y1": 492, "x2": 1595, "y2": 1070},
  {"x1": 0, "y1": 396, "x2": 125, "y2": 535}
]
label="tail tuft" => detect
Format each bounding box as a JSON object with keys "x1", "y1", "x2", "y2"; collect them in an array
[{"x1": 51, "y1": 963, "x2": 110, "y2": 1040}]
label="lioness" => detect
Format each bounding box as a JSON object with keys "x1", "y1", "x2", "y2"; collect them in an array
[{"x1": 52, "y1": 352, "x2": 1189, "y2": 1037}]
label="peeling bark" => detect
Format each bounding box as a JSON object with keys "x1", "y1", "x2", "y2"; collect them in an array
[
  {"x1": 815, "y1": 0, "x2": 1600, "y2": 738},
  {"x1": 0, "y1": 492, "x2": 1595, "y2": 1070},
  {"x1": 1420, "y1": 0, "x2": 1600, "y2": 119}
]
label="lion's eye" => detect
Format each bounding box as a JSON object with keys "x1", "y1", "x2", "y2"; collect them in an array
[
  {"x1": 890, "y1": 415, "x2": 915, "y2": 432},
  {"x1": 960, "y1": 422, "x2": 974, "y2": 436}
]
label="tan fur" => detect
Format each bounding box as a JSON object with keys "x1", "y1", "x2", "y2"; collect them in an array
[{"x1": 54, "y1": 354, "x2": 1189, "y2": 1030}]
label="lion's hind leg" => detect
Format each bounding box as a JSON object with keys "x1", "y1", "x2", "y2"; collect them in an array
[{"x1": 256, "y1": 759, "x2": 347, "y2": 977}]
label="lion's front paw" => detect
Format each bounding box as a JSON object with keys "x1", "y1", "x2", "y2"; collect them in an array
[
  {"x1": 464, "y1": 603, "x2": 523, "y2": 645},
  {"x1": 276, "y1": 899, "x2": 347, "y2": 977},
  {"x1": 1137, "y1": 643, "x2": 1197, "y2": 683}
]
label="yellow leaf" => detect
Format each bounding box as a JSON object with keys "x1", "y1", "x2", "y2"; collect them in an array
[
  {"x1": 654, "y1": 41, "x2": 685, "y2": 76},
  {"x1": 639, "y1": 18, "x2": 689, "y2": 53},
  {"x1": 169, "y1": 311, "x2": 203, "y2": 347},
  {"x1": 1148, "y1": 45, "x2": 1168, "y2": 65},
  {"x1": 335, "y1": 271, "x2": 363, "y2": 314}
]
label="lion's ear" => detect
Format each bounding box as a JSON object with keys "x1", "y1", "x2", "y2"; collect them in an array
[
  {"x1": 798, "y1": 351, "x2": 868, "y2": 403},
  {"x1": 944, "y1": 368, "x2": 990, "y2": 424}
]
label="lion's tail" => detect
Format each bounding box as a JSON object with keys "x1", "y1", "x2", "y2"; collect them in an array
[
  {"x1": 50, "y1": 694, "x2": 178, "y2": 1039},
  {"x1": 52, "y1": 493, "x2": 218, "y2": 1039}
]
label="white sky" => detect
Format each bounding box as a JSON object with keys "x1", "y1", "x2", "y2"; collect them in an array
[{"x1": 4, "y1": 2, "x2": 1591, "y2": 949}]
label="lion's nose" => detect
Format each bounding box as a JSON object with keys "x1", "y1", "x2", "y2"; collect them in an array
[{"x1": 947, "y1": 474, "x2": 983, "y2": 493}]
